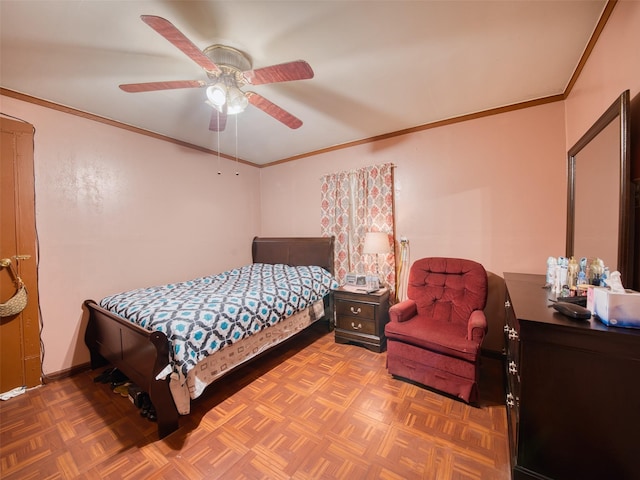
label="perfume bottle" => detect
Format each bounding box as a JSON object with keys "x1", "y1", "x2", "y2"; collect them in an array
[
  {"x1": 589, "y1": 258, "x2": 604, "y2": 286},
  {"x1": 567, "y1": 257, "x2": 579, "y2": 288}
]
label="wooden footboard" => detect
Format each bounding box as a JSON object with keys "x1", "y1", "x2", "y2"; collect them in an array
[{"x1": 83, "y1": 299, "x2": 179, "y2": 438}]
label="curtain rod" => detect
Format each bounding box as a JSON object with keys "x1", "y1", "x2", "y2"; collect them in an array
[{"x1": 319, "y1": 163, "x2": 396, "y2": 180}]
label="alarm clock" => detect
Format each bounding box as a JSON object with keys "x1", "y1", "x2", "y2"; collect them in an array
[
  {"x1": 345, "y1": 273, "x2": 367, "y2": 286},
  {"x1": 345, "y1": 273, "x2": 381, "y2": 291}
]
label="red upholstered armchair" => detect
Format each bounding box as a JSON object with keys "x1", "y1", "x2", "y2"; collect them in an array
[{"x1": 385, "y1": 257, "x2": 488, "y2": 404}]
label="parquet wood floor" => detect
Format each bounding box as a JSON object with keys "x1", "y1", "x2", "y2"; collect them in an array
[{"x1": 0, "y1": 324, "x2": 510, "y2": 479}]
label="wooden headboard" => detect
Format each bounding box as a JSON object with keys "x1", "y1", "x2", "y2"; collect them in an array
[{"x1": 252, "y1": 236, "x2": 335, "y2": 274}]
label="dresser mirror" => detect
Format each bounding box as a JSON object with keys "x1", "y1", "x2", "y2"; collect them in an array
[{"x1": 566, "y1": 90, "x2": 632, "y2": 286}]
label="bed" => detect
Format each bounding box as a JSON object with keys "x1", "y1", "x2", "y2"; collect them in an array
[{"x1": 83, "y1": 236, "x2": 336, "y2": 438}]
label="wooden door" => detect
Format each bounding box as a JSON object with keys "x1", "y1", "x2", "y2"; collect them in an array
[{"x1": 0, "y1": 117, "x2": 40, "y2": 392}]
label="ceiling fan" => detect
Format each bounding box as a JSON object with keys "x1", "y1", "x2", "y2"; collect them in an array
[{"x1": 119, "y1": 15, "x2": 314, "y2": 131}]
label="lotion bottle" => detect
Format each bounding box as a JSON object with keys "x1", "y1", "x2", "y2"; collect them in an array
[{"x1": 546, "y1": 256, "x2": 556, "y2": 287}]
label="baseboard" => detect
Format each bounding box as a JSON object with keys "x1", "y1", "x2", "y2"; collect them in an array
[{"x1": 42, "y1": 361, "x2": 92, "y2": 384}]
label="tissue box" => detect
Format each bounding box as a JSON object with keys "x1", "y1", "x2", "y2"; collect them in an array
[{"x1": 592, "y1": 288, "x2": 640, "y2": 328}]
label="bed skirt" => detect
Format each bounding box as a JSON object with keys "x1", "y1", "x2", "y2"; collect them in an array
[{"x1": 170, "y1": 300, "x2": 324, "y2": 414}]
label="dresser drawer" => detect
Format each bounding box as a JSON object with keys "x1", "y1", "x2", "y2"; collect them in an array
[
  {"x1": 335, "y1": 315, "x2": 376, "y2": 335},
  {"x1": 335, "y1": 301, "x2": 375, "y2": 319}
]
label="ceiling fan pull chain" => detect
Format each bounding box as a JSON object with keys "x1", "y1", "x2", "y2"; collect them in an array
[
  {"x1": 217, "y1": 110, "x2": 221, "y2": 175},
  {"x1": 235, "y1": 115, "x2": 239, "y2": 176}
]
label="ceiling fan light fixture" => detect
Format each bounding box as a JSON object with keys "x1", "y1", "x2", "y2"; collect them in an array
[
  {"x1": 205, "y1": 100, "x2": 225, "y2": 113},
  {"x1": 206, "y1": 84, "x2": 227, "y2": 106},
  {"x1": 226, "y1": 86, "x2": 248, "y2": 115}
]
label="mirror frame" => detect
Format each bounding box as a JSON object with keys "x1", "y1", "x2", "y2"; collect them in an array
[{"x1": 566, "y1": 90, "x2": 632, "y2": 286}]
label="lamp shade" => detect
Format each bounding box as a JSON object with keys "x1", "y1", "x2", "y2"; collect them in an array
[
  {"x1": 363, "y1": 232, "x2": 391, "y2": 255},
  {"x1": 206, "y1": 84, "x2": 227, "y2": 106},
  {"x1": 226, "y1": 86, "x2": 249, "y2": 114}
]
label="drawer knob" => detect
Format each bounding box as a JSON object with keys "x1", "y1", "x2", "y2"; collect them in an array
[
  {"x1": 351, "y1": 322, "x2": 362, "y2": 330},
  {"x1": 350, "y1": 306, "x2": 362, "y2": 315}
]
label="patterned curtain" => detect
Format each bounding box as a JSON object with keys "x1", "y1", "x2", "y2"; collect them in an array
[{"x1": 320, "y1": 163, "x2": 396, "y2": 293}]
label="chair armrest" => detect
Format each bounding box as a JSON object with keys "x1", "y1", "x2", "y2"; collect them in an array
[
  {"x1": 389, "y1": 299, "x2": 417, "y2": 323},
  {"x1": 467, "y1": 310, "x2": 488, "y2": 342}
]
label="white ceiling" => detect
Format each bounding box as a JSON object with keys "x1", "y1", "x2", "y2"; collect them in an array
[{"x1": 0, "y1": 1, "x2": 608, "y2": 166}]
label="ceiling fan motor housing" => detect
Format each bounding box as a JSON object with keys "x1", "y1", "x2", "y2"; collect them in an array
[{"x1": 203, "y1": 45, "x2": 251, "y2": 85}]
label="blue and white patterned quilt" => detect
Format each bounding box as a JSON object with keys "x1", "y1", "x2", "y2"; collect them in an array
[{"x1": 99, "y1": 263, "x2": 338, "y2": 382}]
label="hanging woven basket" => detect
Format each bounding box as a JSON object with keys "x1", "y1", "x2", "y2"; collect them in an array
[
  {"x1": 0, "y1": 281, "x2": 28, "y2": 317},
  {"x1": 0, "y1": 260, "x2": 28, "y2": 317}
]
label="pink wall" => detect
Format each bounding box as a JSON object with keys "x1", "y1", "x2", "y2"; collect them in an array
[
  {"x1": 565, "y1": 0, "x2": 640, "y2": 147},
  {"x1": 260, "y1": 101, "x2": 568, "y2": 280},
  {"x1": 0, "y1": 95, "x2": 260, "y2": 376}
]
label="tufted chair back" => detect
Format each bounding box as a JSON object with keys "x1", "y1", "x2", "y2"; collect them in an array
[{"x1": 407, "y1": 257, "x2": 488, "y2": 327}]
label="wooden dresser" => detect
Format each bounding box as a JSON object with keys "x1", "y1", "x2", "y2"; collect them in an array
[
  {"x1": 504, "y1": 272, "x2": 640, "y2": 480},
  {"x1": 333, "y1": 287, "x2": 390, "y2": 352}
]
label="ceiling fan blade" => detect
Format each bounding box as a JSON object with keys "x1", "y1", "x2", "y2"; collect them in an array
[
  {"x1": 246, "y1": 92, "x2": 303, "y2": 129},
  {"x1": 243, "y1": 60, "x2": 314, "y2": 85},
  {"x1": 141, "y1": 15, "x2": 221, "y2": 74},
  {"x1": 119, "y1": 80, "x2": 206, "y2": 93},
  {"x1": 209, "y1": 108, "x2": 227, "y2": 132}
]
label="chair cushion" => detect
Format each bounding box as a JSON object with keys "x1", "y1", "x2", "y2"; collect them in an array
[
  {"x1": 385, "y1": 314, "x2": 480, "y2": 363},
  {"x1": 407, "y1": 258, "x2": 487, "y2": 328}
]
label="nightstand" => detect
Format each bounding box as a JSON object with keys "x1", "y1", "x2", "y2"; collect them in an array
[{"x1": 333, "y1": 287, "x2": 390, "y2": 352}]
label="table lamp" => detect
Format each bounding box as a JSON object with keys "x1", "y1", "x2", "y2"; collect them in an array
[{"x1": 363, "y1": 232, "x2": 391, "y2": 286}]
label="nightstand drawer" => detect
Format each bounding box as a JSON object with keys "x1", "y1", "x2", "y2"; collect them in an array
[
  {"x1": 335, "y1": 301, "x2": 375, "y2": 319},
  {"x1": 335, "y1": 315, "x2": 376, "y2": 335}
]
